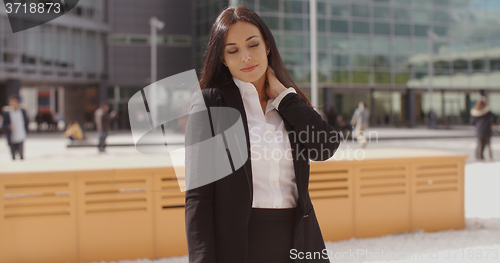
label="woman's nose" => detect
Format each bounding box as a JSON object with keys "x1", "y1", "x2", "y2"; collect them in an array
[{"x1": 240, "y1": 49, "x2": 251, "y2": 62}]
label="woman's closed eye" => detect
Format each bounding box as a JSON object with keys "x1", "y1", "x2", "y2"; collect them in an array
[{"x1": 227, "y1": 43, "x2": 260, "y2": 54}]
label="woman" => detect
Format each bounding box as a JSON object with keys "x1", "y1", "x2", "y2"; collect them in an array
[
  {"x1": 470, "y1": 96, "x2": 497, "y2": 161},
  {"x1": 185, "y1": 5, "x2": 340, "y2": 263}
]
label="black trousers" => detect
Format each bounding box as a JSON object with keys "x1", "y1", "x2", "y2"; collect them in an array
[
  {"x1": 476, "y1": 136, "x2": 492, "y2": 160},
  {"x1": 9, "y1": 141, "x2": 24, "y2": 160},
  {"x1": 247, "y1": 207, "x2": 296, "y2": 263}
]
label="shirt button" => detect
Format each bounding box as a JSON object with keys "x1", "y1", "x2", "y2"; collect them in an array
[
  {"x1": 275, "y1": 206, "x2": 279, "y2": 208},
  {"x1": 273, "y1": 156, "x2": 278, "y2": 161},
  {"x1": 269, "y1": 133, "x2": 274, "y2": 138},
  {"x1": 272, "y1": 181, "x2": 277, "y2": 186}
]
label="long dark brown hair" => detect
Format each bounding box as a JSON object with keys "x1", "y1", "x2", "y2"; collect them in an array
[{"x1": 199, "y1": 5, "x2": 313, "y2": 109}]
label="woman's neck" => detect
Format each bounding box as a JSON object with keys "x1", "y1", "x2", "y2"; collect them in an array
[{"x1": 251, "y1": 73, "x2": 268, "y2": 103}]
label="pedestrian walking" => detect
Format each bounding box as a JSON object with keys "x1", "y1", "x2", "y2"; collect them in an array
[
  {"x1": 351, "y1": 101, "x2": 370, "y2": 148},
  {"x1": 94, "y1": 102, "x2": 116, "y2": 153},
  {"x1": 470, "y1": 96, "x2": 497, "y2": 161},
  {"x1": 2, "y1": 94, "x2": 30, "y2": 160}
]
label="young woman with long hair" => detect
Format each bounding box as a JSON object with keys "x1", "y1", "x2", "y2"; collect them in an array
[{"x1": 185, "y1": 5, "x2": 340, "y2": 263}]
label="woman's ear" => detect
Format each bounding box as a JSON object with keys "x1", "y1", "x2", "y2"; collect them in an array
[
  {"x1": 220, "y1": 56, "x2": 227, "y2": 67},
  {"x1": 265, "y1": 41, "x2": 270, "y2": 55}
]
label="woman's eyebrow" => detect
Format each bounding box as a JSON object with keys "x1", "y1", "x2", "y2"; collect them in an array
[{"x1": 226, "y1": 35, "x2": 259, "y2": 46}]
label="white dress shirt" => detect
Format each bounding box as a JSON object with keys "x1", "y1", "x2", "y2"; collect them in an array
[{"x1": 232, "y1": 76, "x2": 299, "y2": 209}]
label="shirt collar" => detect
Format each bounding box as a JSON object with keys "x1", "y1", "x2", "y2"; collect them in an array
[
  {"x1": 232, "y1": 76, "x2": 254, "y2": 99},
  {"x1": 232, "y1": 76, "x2": 276, "y2": 114}
]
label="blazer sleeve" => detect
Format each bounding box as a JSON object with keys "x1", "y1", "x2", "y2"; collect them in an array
[
  {"x1": 276, "y1": 90, "x2": 340, "y2": 161},
  {"x1": 184, "y1": 88, "x2": 217, "y2": 263}
]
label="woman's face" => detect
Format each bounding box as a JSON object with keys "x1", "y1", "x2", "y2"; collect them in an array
[{"x1": 222, "y1": 20, "x2": 270, "y2": 83}]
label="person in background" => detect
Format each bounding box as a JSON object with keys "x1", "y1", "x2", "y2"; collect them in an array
[
  {"x1": 428, "y1": 107, "x2": 437, "y2": 129},
  {"x1": 337, "y1": 115, "x2": 353, "y2": 139},
  {"x1": 94, "y1": 102, "x2": 116, "y2": 153},
  {"x1": 2, "y1": 94, "x2": 30, "y2": 160},
  {"x1": 351, "y1": 101, "x2": 370, "y2": 148},
  {"x1": 470, "y1": 96, "x2": 497, "y2": 161},
  {"x1": 62, "y1": 121, "x2": 84, "y2": 141}
]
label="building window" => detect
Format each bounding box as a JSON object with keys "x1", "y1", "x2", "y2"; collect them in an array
[
  {"x1": 352, "y1": 53, "x2": 371, "y2": 67},
  {"x1": 472, "y1": 59, "x2": 486, "y2": 72},
  {"x1": 332, "y1": 54, "x2": 349, "y2": 67},
  {"x1": 330, "y1": 36, "x2": 349, "y2": 52},
  {"x1": 262, "y1": 16, "x2": 279, "y2": 30},
  {"x1": 373, "y1": 6, "x2": 391, "y2": 19},
  {"x1": 374, "y1": 22, "x2": 391, "y2": 35},
  {"x1": 351, "y1": 4, "x2": 369, "y2": 17},
  {"x1": 261, "y1": 0, "x2": 279, "y2": 12},
  {"x1": 284, "y1": 17, "x2": 303, "y2": 31},
  {"x1": 331, "y1": 3, "x2": 349, "y2": 17},
  {"x1": 130, "y1": 36, "x2": 148, "y2": 44},
  {"x1": 373, "y1": 54, "x2": 391, "y2": 69},
  {"x1": 394, "y1": 8, "x2": 410, "y2": 21},
  {"x1": 284, "y1": 1, "x2": 303, "y2": 14},
  {"x1": 394, "y1": 24, "x2": 411, "y2": 36},
  {"x1": 352, "y1": 36, "x2": 370, "y2": 52},
  {"x1": 352, "y1": 21, "x2": 370, "y2": 34},
  {"x1": 453, "y1": 59, "x2": 468, "y2": 74},
  {"x1": 330, "y1": 19, "x2": 348, "y2": 33},
  {"x1": 413, "y1": 9, "x2": 431, "y2": 23},
  {"x1": 491, "y1": 59, "x2": 500, "y2": 71},
  {"x1": 284, "y1": 34, "x2": 303, "y2": 48},
  {"x1": 414, "y1": 25, "x2": 430, "y2": 37},
  {"x1": 372, "y1": 37, "x2": 391, "y2": 53}
]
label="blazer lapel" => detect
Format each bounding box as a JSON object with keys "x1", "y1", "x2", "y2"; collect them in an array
[
  {"x1": 276, "y1": 109, "x2": 306, "y2": 213},
  {"x1": 219, "y1": 81, "x2": 306, "y2": 213},
  {"x1": 219, "y1": 82, "x2": 254, "y2": 201}
]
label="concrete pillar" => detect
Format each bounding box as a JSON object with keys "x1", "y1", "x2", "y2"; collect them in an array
[
  {"x1": 63, "y1": 86, "x2": 86, "y2": 127},
  {"x1": 407, "y1": 88, "x2": 416, "y2": 128},
  {"x1": 465, "y1": 92, "x2": 471, "y2": 123},
  {"x1": 323, "y1": 87, "x2": 335, "y2": 112},
  {"x1": 370, "y1": 88, "x2": 375, "y2": 126},
  {"x1": 441, "y1": 89, "x2": 445, "y2": 124}
]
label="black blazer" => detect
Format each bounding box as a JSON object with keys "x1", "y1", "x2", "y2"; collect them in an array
[
  {"x1": 185, "y1": 80, "x2": 340, "y2": 263},
  {"x1": 2, "y1": 108, "x2": 29, "y2": 145}
]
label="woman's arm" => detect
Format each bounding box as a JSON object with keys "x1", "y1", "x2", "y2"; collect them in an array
[
  {"x1": 275, "y1": 91, "x2": 340, "y2": 161},
  {"x1": 184, "y1": 88, "x2": 217, "y2": 263},
  {"x1": 185, "y1": 183, "x2": 216, "y2": 263}
]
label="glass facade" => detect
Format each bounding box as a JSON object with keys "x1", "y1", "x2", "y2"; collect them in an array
[{"x1": 195, "y1": 0, "x2": 500, "y2": 126}]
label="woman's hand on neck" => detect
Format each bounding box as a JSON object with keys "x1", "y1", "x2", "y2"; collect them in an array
[{"x1": 250, "y1": 65, "x2": 287, "y2": 103}]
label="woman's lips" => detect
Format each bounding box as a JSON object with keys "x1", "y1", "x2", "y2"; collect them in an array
[{"x1": 241, "y1": 64, "x2": 257, "y2": 72}]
